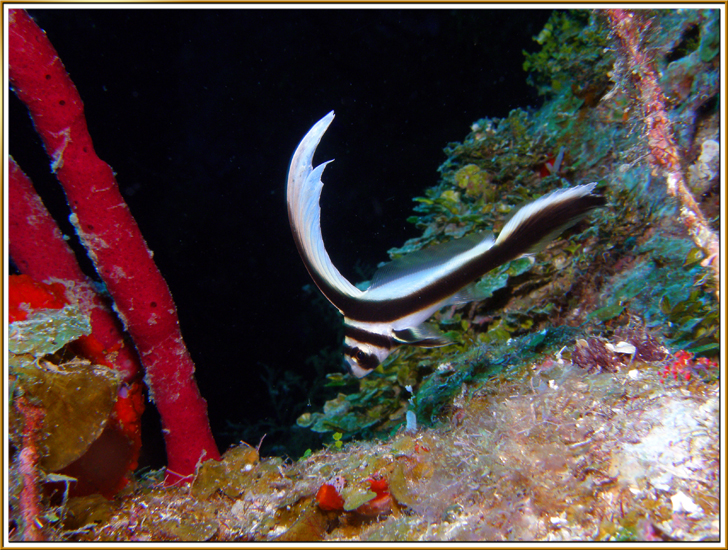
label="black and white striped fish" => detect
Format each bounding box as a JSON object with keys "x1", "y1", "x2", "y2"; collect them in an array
[{"x1": 287, "y1": 112, "x2": 605, "y2": 378}]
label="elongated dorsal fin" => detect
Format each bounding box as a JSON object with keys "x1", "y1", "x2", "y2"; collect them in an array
[{"x1": 287, "y1": 112, "x2": 363, "y2": 311}]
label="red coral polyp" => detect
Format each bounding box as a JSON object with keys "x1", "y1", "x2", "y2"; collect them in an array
[
  {"x1": 660, "y1": 350, "x2": 717, "y2": 383},
  {"x1": 316, "y1": 483, "x2": 345, "y2": 511}
]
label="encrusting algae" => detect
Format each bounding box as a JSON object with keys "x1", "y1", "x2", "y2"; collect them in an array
[{"x1": 39, "y1": 355, "x2": 718, "y2": 541}]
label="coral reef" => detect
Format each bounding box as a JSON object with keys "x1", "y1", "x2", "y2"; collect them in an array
[
  {"x1": 7, "y1": 8, "x2": 720, "y2": 542},
  {"x1": 607, "y1": 9, "x2": 720, "y2": 297},
  {"x1": 27, "y1": 357, "x2": 719, "y2": 542},
  {"x1": 293, "y1": 9, "x2": 719, "y2": 446}
]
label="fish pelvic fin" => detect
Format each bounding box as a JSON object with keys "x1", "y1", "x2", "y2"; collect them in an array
[{"x1": 393, "y1": 323, "x2": 452, "y2": 347}]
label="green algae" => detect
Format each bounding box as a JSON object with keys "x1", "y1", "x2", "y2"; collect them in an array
[
  {"x1": 191, "y1": 442, "x2": 260, "y2": 500},
  {"x1": 9, "y1": 304, "x2": 91, "y2": 364},
  {"x1": 63, "y1": 494, "x2": 115, "y2": 531},
  {"x1": 698, "y1": 11, "x2": 720, "y2": 62},
  {"x1": 522, "y1": 10, "x2": 613, "y2": 101},
  {"x1": 8, "y1": 301, "x2": 122, "y2": 474},
  {"x1": 598, "y1": 235, "x2": 718, "y2": 355}
]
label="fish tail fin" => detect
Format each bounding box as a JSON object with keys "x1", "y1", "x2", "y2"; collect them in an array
[{"x1": 495, "y1": 182, "x2": 605, "y2": 254}]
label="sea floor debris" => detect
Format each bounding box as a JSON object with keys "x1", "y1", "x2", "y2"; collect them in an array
[{"x1": 18, "y1": 350, "x2": 718, "y2": 542}]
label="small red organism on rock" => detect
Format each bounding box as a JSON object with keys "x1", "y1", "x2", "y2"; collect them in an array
[
  {"x1": 660, "y1": 350, "x2": 718, "y2": 383},
  {"x1": 356, "y1": 476, "x2": 392, "y2": 516},
  {"x1": 315, "y1": 476, "x2": 346, "y2": 511},
  {"x1": 414, "y1": 442, "x2": 430, "y2": 453},
  {"x1": 662, "y1": 350, "x2": 694, "y2": 381},
  {"x1": 315, "y1": 474, "x2": 393, "y2": 516}
]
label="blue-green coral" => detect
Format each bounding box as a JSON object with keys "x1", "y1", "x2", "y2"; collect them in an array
[{"x1": 522, "y1": 10, "x2": 613, "y2": 100}]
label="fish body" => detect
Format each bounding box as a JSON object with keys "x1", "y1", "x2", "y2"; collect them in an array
[{"x1": 287, "y1": 112, "x2": 605, "y2": 377}]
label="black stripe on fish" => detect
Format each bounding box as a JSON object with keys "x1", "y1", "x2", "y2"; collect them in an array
[
  {"x1": 344, "y1": 325, "x2": 394, "y2": 349},
  {"x1": 342, "y1": 189, "x2": 605, "y2": 323}
]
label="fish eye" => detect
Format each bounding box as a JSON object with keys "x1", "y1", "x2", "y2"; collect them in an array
[{"x1": 343, "y1": 345, "x2": 380, "y2": 377}]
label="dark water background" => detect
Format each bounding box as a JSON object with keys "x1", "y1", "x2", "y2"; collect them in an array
[{"x1": 9, "y1": 7, "x2": 553, "y2": 466}]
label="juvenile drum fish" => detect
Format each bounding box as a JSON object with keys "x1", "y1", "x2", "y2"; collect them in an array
[{"x1": 287, "y1": 111, "x2": 605, "y2": 378}]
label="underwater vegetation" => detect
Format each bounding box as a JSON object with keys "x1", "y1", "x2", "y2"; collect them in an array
[
  {"x1": 296, "y1": 8, "x2": 720, "y2": 447},
  {"x1": 7, "y1": 8, "x2": 721, "y2": 542},
  {"x1": 25, "y1": 355, "x2": 719, "y2": 542}
]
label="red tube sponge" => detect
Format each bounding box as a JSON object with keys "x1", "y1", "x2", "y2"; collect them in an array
[
  {"x1": 9, "y1": 9, "x2": 220, "y2": 482},
  {"x1": 10, "y1": 157, "x2": 141, "y2": 381}
]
